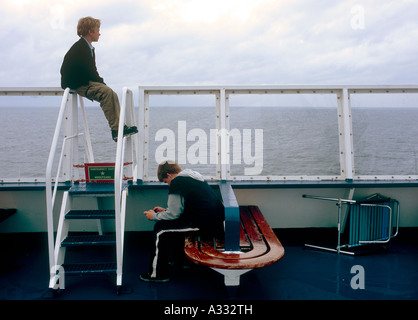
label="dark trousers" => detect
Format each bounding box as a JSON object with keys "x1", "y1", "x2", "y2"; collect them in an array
[{"x1": 149, "y1": 219, "x2": 199, "y2": 278}]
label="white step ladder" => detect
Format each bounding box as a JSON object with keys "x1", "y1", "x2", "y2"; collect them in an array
[
  {"x1": 46, "y1": 88, "x2": 138, "y2": 295},
  {"x1": 49, "y1": 182, "x2": 128, "y2": 294}
]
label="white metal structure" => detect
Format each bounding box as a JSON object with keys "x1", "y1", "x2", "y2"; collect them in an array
[
  {"x1": 44, "y1": 87, "x2": 138, "y2": 292},
  {"x1": 1, "y1": 85, "x2": 417, "y2": 183},
  {"x1": 137, "y1": 85, "x2": 418, "y2": 182}
]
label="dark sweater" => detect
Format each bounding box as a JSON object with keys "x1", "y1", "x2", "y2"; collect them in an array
[
  {"x1": 169, "y1": 175, "x2": 225, "y2": 233},
  {"x1": 60, "y1": 38, "x2": 104, "y2": 90}
]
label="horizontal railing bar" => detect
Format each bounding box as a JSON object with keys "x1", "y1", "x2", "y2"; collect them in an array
[
  {"x1": 0, "y1": 87, "x2": 64, "y2": 96},
  {"x1": 348, "y1": 89, "x2": 418, "y2": 94},
  {"x1": 1, "y1": 85, "x2": 417, "y2": 96},
  {"x1": 140, "y1": 84, "x2": 418, "y2": 94}
]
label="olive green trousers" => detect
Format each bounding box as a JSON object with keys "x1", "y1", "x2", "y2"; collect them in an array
[{"x1": 76, "y1": 81, "x2": 120, "y2": 131}]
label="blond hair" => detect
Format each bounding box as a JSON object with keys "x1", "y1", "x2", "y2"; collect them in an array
[
  {"x1": 77, "y1": 16, "x2": 101, "y2": 37},
  {"x1": 157, "y1": 160, "x2": 182, "y2": 182}
]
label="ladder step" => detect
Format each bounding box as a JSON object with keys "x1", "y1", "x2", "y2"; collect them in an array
[
  {"x1": 61, "y1": 234, "x2": 116, "y2": 247},
  {"x1": 66, "y1": 210, "x2": 115, "y2": 219},
  {"x1": 69, "y1": 183, "x2": 115, "y2": 196},
  {"x1": 62, "y1": 262, "x2": 117, "y2": 275}
]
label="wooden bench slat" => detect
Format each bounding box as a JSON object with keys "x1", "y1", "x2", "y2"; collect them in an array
[
  {"x1": 214, "y1": 222, "x2": 251, "y2": 250},
  {"x1": 199, "y1": 234, "x2": 268, "y2": 261},
  {"x1": 246, "y1": 205, "x2": 285, "y2": 262},
  {"x1": 240, "y1": 206, "x2": 265, "y2": 247},
  {"x1": 198, "y1": 206, "x2": 269, "y2": 260}
]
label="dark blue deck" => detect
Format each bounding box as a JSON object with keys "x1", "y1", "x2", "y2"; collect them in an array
[{"x1": 1, "y1": 228, "x2": 417, "y2": 302}]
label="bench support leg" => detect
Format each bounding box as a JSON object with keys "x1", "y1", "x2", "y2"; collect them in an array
[{"x1": 211, "y1": 268, "x2": 251, "y2": 286}]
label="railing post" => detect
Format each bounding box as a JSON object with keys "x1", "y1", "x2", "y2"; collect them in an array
[
  {"x1": 71, "y1": 93, "x2": 79, "y2": 181},
  {"x1": 337, "y1": 88, "x2": 354, "y2": 180},
  {"x1": 137, "y1": 88, "x2": 145, "y2": 182},
  {"x1": 62, "y1": 92, "x2": 78, "y2": 181},
  {"x1": 214, "y1": 90, "x2": 222, "y2": 180},
  {"x1": 79, "y1": 95, "x2": 94, "y2": 163},
  {"x1": 140, "y1": 89, "x2": 150, "y2": 182},
  {"x1": 128, "y1": 91, "x2": 140, "y2": 181},
  {"x1": 219, "y1": 88, "x2": 230, "y2": 180}
]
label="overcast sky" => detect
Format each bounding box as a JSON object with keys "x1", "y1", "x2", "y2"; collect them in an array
[{"x1": 1, "y1": 0, "x2": 417, "y2": 95}]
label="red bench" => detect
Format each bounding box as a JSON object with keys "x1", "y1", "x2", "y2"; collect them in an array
[{"x1": 185, "y1": 205, "x2": 284, "y2": 287}]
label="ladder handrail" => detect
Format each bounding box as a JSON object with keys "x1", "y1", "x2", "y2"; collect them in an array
[
  {"x1": 46, "y1": 87, "x2": 70, "y2": 272},
  {"x1": 114, "y1": 87, "x2": 137, "y2": 198},
  {"x1": 115, "y1": 88, "x2": 127, "y2": 200},
  {"x1": 114, "y1": 87, "x2": 138, "y2": 286},
  {"x1": 46, "y1": 88, "x2": 95, "y2": 272}
]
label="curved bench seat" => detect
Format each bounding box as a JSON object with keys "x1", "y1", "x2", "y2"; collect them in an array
[{"x1": 184, "y1": 205, "x2": 284, "y2": 286}]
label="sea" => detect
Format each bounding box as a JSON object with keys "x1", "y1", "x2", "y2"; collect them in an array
[{"x1": 1, "y1": 105, "x2": 418, "y2": 180}]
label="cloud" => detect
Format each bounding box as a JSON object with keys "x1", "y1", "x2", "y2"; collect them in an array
[{"x1": 0, "y1": 0, "x2": 417, "y2": 93}]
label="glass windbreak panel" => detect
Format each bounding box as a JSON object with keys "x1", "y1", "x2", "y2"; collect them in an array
[
  {"x1": 228, "y1": 93, "x2": 340, "y2": 177},
  {"x1": 79, "y1": 106, "x2": 117, "y2": 163},
  {"x1": 351, "y1": 93, "x2": 418, "y2": 176},
  {"x1": 146, "y1": 94, "x2": 218, "y2": 180},
  {"x1": 0, "y1": 95, "x2": 122, "y2": 181},
  {"x1": 0, "y1": 96, "x2": 64, "y2": 180}
]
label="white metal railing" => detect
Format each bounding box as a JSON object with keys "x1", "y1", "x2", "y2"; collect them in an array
[
  {"x1": 138, "y1": 85, "x2": 418, "y2": 182},
  {"x1": 1, "y1": 85, "x2": 418, "y2": 183},
  {"x1": 114, "y1": 87, "x2": 139, "y2": 283}
]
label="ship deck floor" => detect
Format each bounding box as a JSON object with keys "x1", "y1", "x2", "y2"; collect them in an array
[{"x1": 1, "y1": 228, "x2": 417, "y2": 302}]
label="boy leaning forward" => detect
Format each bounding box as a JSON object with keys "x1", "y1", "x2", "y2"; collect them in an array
[{"x1": 140, "y1": 161, "x2": 225, "y2": 282}]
